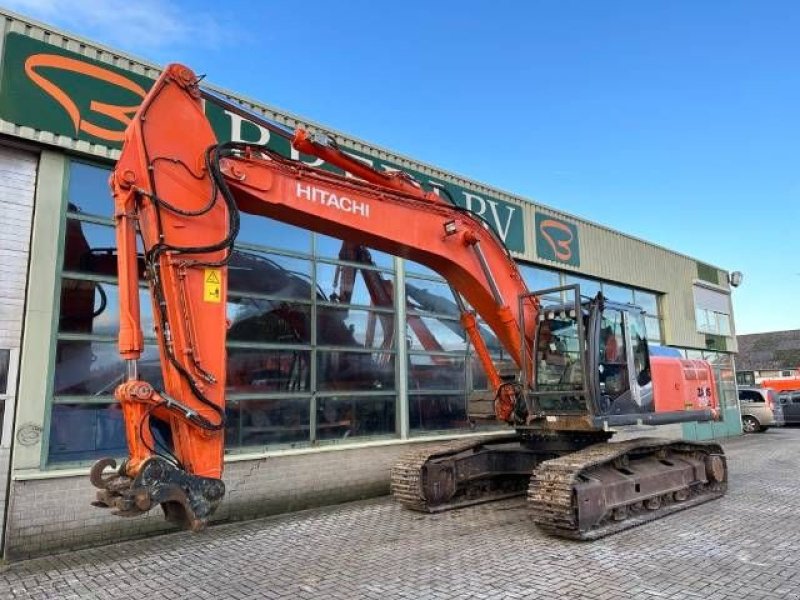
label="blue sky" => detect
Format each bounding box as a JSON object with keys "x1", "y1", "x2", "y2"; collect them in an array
[{"x1": 5, "y1": 0, "x2": 798, "y2": 334}]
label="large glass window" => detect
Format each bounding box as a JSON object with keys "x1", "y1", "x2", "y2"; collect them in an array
[
  {"x1": 602, "y1": 283, "x2": 634, "y2": 305},
  {"x1": 315, "y1": 234, "x2": 394, "y2": 269},
  {"x1": 316, "y1": 395, "x2": 395, "y2": 440},
  {"x1": 59, "y1": 279, "x2": 155, "y2": 337},
  {"x1": 227, "y1": 300, "x2": 312, "y2": 344},
  {"x1": 48, "y1": 160, "x2": 403, "y2": 465},
  {"x1": 237, "y1": 212, "x2": 311, "y2": 254},
  {"x1": 565, "y1": 274, "x2": 601, "y2": 299},
  {"x1": 48, "y1": 403, "x2": 127, "y2": 464},
  {"x1": 405, "y1": 260, "x2": 479, "y2": 434},
  {"x1": 47, "y1": 159, "x2": 675, "y2": 464},
  {"x1": 317, "y1": 307, "x2": 394, "y2": 350},
  {"x1": 227, "y1": 347, "x2": 311, "y2": 394},
  {"x1": 634, "y1": 290, "x2": 658, "y2": 315},
  {"x1": 226, "y1": 398, "x2": 310, "y2": 448},
  {"x1": 409, "y1": 392, "x2": 470, "y2": 432},
  {"x1": 693, "y1": 285, "x2": 732, "y2": 337},
  {"x1": 66, "y1": 162, "x2": 114, "y2": 218},
  {"x1": 228, "y1": 249, "x2": 313, "y2": 300},
  {"x1": 316, "y1": 261, "x2": 395, "y2": 308},
  {"x1": 519, "y1": 264, "x2": 560, "y2": 296}
]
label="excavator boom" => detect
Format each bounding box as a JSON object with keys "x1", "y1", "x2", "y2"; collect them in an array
[{"x1": 90, "y1": 64, "x2": 536, "y2": 528}]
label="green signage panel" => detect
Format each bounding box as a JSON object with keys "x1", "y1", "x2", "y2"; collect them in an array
[
  {"x1": 0, "y1": 32, "x2": 525, "y2": 252},
  {"x1": 535, "y1": 211, "x2": 580, "y2": 267},
  {"x1": 0, "y1": 32, "x2": 154, "y2": 146}
]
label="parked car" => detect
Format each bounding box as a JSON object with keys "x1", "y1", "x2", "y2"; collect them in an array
[
  {"x1": 777, "y1": 390, "x2": 800, "y2": 425},
  {"x1": 738, "y1": 387, "x2": 784, "y2": 433}
]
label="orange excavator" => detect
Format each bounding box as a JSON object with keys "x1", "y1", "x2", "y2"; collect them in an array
[{"x1": 90, "y1": 64, "x2": 728, "y2": 539}]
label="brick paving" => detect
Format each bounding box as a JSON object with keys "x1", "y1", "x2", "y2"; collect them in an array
[{"x1": 2, "y1": 428, "x2": 800, "y2": 599}]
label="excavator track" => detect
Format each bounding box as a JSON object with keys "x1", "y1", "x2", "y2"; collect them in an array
[
  {"x1": 391, "y1": 435, "x2": 535, "y2": 512},
  {"x1": 528, "y1": 437, "x2": 727, "y2": 540}
]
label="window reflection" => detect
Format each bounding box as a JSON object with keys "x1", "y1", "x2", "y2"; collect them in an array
[
  {"x1": 645, "y1": 315, "x2": 662, "y2": 342},
  {"x1": 408, "y1": 354, "x2": 466, "y2": 391},
  {"x1": 317, "y1": 351, "x2": 394, "y2": 391},
  {"x1": 54, "y1": 341, "x2": 162, "y2": 396},
  {"x1": 317, "y1": 306, "x2": 394, "y2": 350},
  {"x1": 702, "y1": 352, "x2": 737, "y2": 409},
  {"x1": 227, "y1": 398, "x2": 310, "y2": 447},
  {"x1": 406, "y1": 317, "x2": 466, "y2": 352},
  {"x1": 228, "y1": 300, "x2": 312, "y2": 344},
  {"x1": 228, "y1": 249, "x2": 312, "y2": 300},
  {"x1": 59, "y1": 279, "x2": 154, "y2": 338},
  {"x1": 405, "y1": 277, "x2": 458, "y2": 314},
  {"x1": 634, "y1": 290, "x2": 658, "y2": 315},
  {"x1": 227, "y1": 348, "x2": 310, "y2": 394},
  {"x1": 519, "y1": 264, "x2": 560, "y2": 291},
  {"x1": 67, "y1": 162, "x2": 113, "y2": 218},
  {"x1": 565, "y1": 275, "x2": 601, "y2": 300},
  {"x1": 404, "y1": 260, "x2": 440, "y2": 279},
  {"x1": 316, "y1": 396, "x2": 395, "y2": 440},
  {"x1": 601, "y1": 283, "x2": 634, "y2": 304},
  {"x1": 237, "y1": 213, "x2": 311, "y2": 254},
  {"x1": 316, "y1": 262, "x2": 395, "y2": 307},
  {"x1": 315, "y1": 235, "x2": 394, "y2": 269},
  {"x1": 409, "y1": 393, "x2": 468, "y2": 432},
  {"x1": 48, "y1": 403, "x2": 127, "y2": 463},
  {"x1": 63, "y1": 219, "x2": 120, "y2": 278}
]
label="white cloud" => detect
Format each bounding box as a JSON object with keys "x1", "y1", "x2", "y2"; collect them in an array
[{"x1": 3, "y1": 0, "x2": 238, "y2": 50}]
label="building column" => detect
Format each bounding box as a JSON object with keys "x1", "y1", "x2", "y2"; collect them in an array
[
  {"x1": 9, "y1": 150, "x2": 67, "y2": 473},
  {"x1": 394, "y1": 257, "x2": 409, "y2": 439}
]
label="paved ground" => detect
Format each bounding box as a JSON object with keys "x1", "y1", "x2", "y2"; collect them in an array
[{"x1": 3, "y1": 429, "x2": 800, "y2": 600}]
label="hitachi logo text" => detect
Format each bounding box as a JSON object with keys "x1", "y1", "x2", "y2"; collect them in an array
[{"x1": 295, "y1": 183, "x2": 370, "y2": 217}]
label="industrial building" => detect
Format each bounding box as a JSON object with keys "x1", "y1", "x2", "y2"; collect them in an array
[
  {"x1": 736, "y1": 329, "x2": 800, "y2": 385},
  {"x1": 0, "y1": 10, "x2": 741, "y2": 558}
]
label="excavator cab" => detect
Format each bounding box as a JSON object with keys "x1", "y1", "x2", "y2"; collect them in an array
[{"x1": 522, "y1": 284, "x2": 716, "y2": 431}]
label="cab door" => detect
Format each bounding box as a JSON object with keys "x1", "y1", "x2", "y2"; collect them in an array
[{"x1": 593, "y1": 306, "x2": 653, "y2": 416}]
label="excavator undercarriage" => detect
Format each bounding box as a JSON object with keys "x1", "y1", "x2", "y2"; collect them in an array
[{"x1": 391, "y1": 433, "x2": 727, "y2": 540}]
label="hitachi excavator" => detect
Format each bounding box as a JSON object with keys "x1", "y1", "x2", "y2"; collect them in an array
[{"x1": 90, "y1": 64, "x2": 728, "y2": 540}]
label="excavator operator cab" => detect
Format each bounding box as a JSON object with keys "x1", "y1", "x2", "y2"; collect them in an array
[{"x1": 523, "y1": 285, "x2": 655, "y2": 426}]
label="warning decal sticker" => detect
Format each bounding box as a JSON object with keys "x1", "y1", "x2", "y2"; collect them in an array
[{"x1": 204, "y1": 268, "x2": 222, "y2": 303}]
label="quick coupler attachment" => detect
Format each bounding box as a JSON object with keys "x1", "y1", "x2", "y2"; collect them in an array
[{"x1": 90, "y1": 456, "x2": 225, "y2": 531}]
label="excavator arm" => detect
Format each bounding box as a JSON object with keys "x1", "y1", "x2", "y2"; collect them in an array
[{"x1": 90, "y1": 64, "x2": 538, "y2": 528}]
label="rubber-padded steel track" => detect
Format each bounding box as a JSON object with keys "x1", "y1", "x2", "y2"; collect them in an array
[{"x1": 527, "y1": 437, "x2": 727, "y2": 540}]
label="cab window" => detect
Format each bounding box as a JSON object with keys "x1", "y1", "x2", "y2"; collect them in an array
[
  {"x1": 536, "y1": 314, "x2": 583, "y2": 391},
  {"x1": 598, "y1": 310, "x2": 628, "y2": 399}
]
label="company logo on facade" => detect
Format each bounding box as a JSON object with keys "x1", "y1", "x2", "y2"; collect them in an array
[
  {"x1": 0, "y1": 33, "x2": 153, "y2": 145},
  {"x1": 0, "y1": 32, "x2": 526, "y2": 252},
  {"x1": 535, "y1": 212, "x2": 580, "y2": 267},
  {"x1": 24, "y1": 54, "x2": 148, "y2": 143}
]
